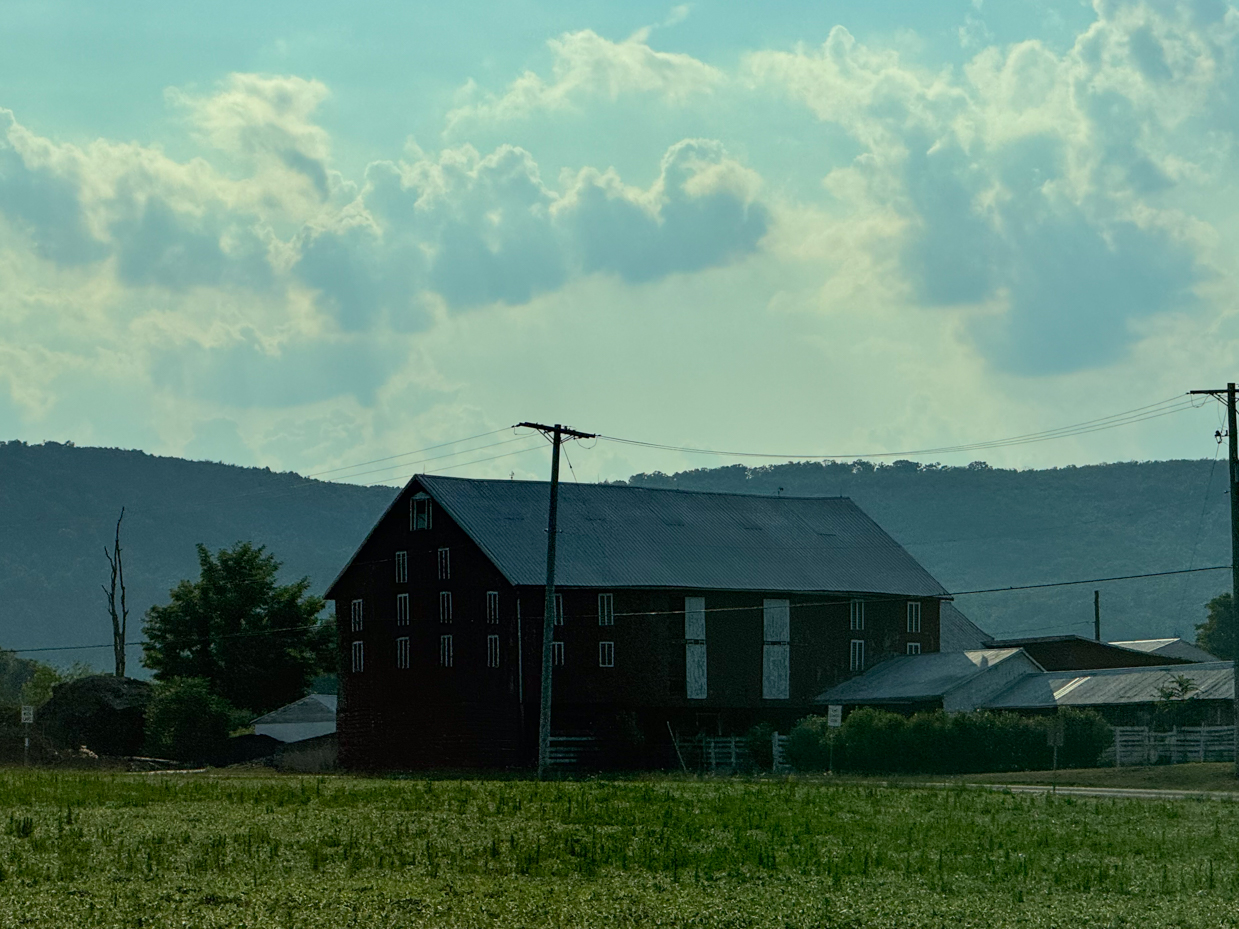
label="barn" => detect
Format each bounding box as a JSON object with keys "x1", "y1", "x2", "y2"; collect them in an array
[{"x1": 325, "y1": 475, "x2": 950, "y2": 770}]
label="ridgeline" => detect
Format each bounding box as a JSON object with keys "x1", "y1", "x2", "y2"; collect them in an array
[{"x1": 0, "y1": 441, "x2": 1226, "y2": 665}]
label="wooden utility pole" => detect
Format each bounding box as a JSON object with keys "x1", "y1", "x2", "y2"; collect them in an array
[
  {"x1": 515, "y1": 422, "x2": 596, "y2": 779},
  {"x1": 1094, "y1": 589, "x2": 1100, "y2": 642},
  {"x1": 1189, "y1": 384, "x2": 1239, "y2": 776}
]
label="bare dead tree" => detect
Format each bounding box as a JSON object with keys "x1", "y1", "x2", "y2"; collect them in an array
[{"x1": 102, "y1": 508, "x2": 129, "y2": 677}]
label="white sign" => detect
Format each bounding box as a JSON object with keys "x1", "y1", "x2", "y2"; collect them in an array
[
  {"x1": 20, "y1": 706, "x2": 33, "y2": 725},
  {"x1": 827, "y1": 704, "x2": 843, "y2": 728}
]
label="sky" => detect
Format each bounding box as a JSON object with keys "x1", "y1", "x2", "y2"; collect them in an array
[{"x1": 2, "y1": 0, "x2": 1238, "y2": 485}]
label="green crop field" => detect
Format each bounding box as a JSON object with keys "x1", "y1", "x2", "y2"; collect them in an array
[{"x1": 1, "y1": 770, "x2": 1238, "y2": 928}]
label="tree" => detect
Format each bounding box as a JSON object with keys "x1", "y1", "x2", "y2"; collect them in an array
[
  {"x1": 1195, "y1": 593, "x2": 1234, "y2": 660},
  {"x1": 144, "y1": 677, "x2": 238, "y2": 761},
  {"x1": 142, "y1": 542, "x2": 331, "y2": 715},
  {"x1": 102, "y1": 508, "x2": 129, "y2": 677}
]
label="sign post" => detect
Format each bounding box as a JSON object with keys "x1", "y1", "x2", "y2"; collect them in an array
[
  {"x1": 827, "y1": 705, "x2": 843, "y2": 773},
  {"x1": 1047, "y1": 716, "x2": 1065, "y2": 772},
  {"x1": 20, "y1": 706, "x2": 32, "y2": 766}
]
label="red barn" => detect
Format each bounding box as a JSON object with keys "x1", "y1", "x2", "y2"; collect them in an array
[{"x1": 325, "y1": 475, "x2": 949, "y2": 769}]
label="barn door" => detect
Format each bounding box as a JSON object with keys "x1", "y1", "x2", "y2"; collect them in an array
[
  {"x1": 762, "y1": 599, "x2": 790, "y2": 700},
  {"x1": 684, "y1": 596, "x2": 707, "y2": 700}
]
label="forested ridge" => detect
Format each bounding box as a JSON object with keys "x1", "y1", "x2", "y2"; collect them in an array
[{"x1": 0, "y1": 441, "x2": 1227, "y2": 666}]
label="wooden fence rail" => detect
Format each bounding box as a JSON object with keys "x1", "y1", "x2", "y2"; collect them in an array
[{"x1": 1109, "y1": 726, "x2": 1235, "y2": 767}]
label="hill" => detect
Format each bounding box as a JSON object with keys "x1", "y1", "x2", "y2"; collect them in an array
[
  {"x1": 0, "y1": 440, "x2": 395, "y2": 665},
  {"x1": 0, "y1": 442, "x2": 1228, "y2": 666},
  {"x1": 624, "y1": 458, "x2": 1231, "y2": 643}
]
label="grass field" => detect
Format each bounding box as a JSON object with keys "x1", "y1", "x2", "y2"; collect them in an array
[
  {"x1": 2, "y1": 769, "x2": 1239, "y2": 928},
  {"x1": 964, "y1": 762, "x2": 1239, "y2": 793}
]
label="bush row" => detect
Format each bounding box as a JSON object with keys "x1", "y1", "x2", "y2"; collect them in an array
[{"x1": 787, "y1": 707, "x2": 1112, "y2": 774}]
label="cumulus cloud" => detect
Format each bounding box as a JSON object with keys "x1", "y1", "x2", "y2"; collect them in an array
[
  {"x1": 748, "y1": 0, "x2": 1237, "y2": 374},
  {"x1": 446, "y1": 28, "x2": 724, "y2": 129}
]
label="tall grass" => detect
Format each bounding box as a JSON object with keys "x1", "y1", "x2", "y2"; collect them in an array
[{"x1": 0, "y1": 769, "x2": 1235, "y2": 927}]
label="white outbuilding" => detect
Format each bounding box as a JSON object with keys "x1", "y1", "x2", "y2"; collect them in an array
[{"x1": 252, "y1": 694, "x2": 337, "y2": 743}]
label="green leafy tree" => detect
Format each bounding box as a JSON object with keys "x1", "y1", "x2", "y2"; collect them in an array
[
  {"x1": 144, "y1": 677, "x2": 239, "y2": 761},
  {"x1": 1195, "y1": 593, "x2": 1234, "y2": 660},
  {"x1": 142, "y1": 542, "x2": 331, "y2": 715}
]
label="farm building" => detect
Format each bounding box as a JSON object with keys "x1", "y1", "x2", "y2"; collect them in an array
[
  {"x1": 981, "y1": 635, "x2": 1196, "y2": 671},
  {"x1": 1107, "y1": 638, "x2": 1217, "y2": 663},
  {"x1": 252, "y1": 694, "x2": 337, "y2": 744},
  {"x1": 326, "y1": 475, "x2": 950, "y2": 770}
]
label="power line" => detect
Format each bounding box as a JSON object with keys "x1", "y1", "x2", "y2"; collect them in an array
[
  {"x1": 302, "y1": 428, "x2": 509, "y2": 479},
  {"x1": 597, "y1": 394, "x2": 1202, "y2": 462}
]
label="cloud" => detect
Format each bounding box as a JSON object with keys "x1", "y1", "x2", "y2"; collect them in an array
[
  {"x1": 446, "y1": 29, "x2": 724, "y2": 129},
  {"x1": 747, "y1": 1, "x2": 1236, "y2": 374}
]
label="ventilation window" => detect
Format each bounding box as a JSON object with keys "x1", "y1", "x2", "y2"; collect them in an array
[
  {"x1": 598, "y1": 593, "x2": 614, "y2": 626},
  {"x1": 439, "y1": 591, "x2": 452, "y2": 623},
  {"x1": 350, "y1": 599, "x2": 363, "y2": 632},
  {"x1": 907, "y1": 601, "x2": 922, "y2": 633},
  {"x1": 850, "y1": 639, "x2": 865, "y2": 671},
  {"x1": 554, "y1": 593, "x2": 564, "y2": 626},
  {"x1": 396, "y1": 636, "x2": 410, "y2": 669},
  {"x1": 395, "y1": 551, "x2": 408, "y2": 583},
  {"x1": 437, "y1": 547, "x2": 450, "y2": 580},
  {"x1": 396, "y1": 593, "x2": 409, "y2": 626},
  {"x1": 487, "y1": 634, "x2": 500, "y2": 668},
  {"x1": 552, "y1": 641, "x2": 565, "y2": 666},
  {"x1": 351, "y1": 640, "x2": 364, "y2": 673},
  {"x1": 439, "y1": 635, "x2": 453, "y2": 668},
  {"x1": 599, "y1": 641, "x2": 615, "y2": 668},
  {"x1": 411, "y1": 493, "x2": 432, "y2": 531},
  {"x1": 850, "y1": 600, "x2": 865, "y2": 631},
  {"x1": 906, "y1": 642, "x2": 921, "y2": 656},
  {"x1": 487, "y1": 591, "x2": 500, "y2": 623}
]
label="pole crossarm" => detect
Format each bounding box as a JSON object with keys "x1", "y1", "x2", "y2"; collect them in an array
[{"x1": 515, "y1": 422, "x2": 597, "y2": 441}]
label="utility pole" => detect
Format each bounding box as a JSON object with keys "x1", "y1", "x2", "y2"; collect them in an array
[
  {"x1": 515, "y1": 422, "x2": 596, "y2": 779},
  {"x1": 1094, "y1": 590, "x2": 1100, "y2": 642},
  {"x1": 1189, "y1": 384, "x2": 1239, "y2": 776}
]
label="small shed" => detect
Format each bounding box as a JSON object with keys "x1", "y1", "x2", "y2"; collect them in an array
[
  {"x1": 252, "y1": 694, "x2": 337, "y2": 744},
  {"x1": 815, "y1": 648, "x2": 1043, "y2": 715},
  {"x1": 982, "y1": 635, "x2": 1195, "y2": 671}
]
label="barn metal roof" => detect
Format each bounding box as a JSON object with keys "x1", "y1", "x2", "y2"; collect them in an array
[
  {"x1": 1108, "y1": 638, "x2": 1218, "y2": 663},
  {"x1": 251, "y1": 694, "x2": 338, "y2": 726},
  {"x1": 940, "y1": 603, "x2": 992, "y2": 652},
  {"x1": 814, "y1": 648, "x2": 1027, "y2": 704},
  {"x1": 984, "y1": 661, "x2": 1235, "y2": 709},
  {"x1": 418, "y1": 475, "x2": 950, "y2": 596}
]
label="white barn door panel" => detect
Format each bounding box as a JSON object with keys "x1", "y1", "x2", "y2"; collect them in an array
[
  {"x1": 685, "y1": 596, "x2": 707, "y2": 700},
  {"x1": 762, "y1": 599, "x2": 790, "y2": 700}
]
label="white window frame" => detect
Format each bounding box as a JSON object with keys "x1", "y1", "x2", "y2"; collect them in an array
[
  {"x1": 395, "y1": 551, "x2": 408, "y2": 584},
  {"x1": 762, "y1": 599, "x2": 791, "y2": 700},
  {"x1": 599, "y1": 641, "x2": 615, "y2": 668},
  {"x1": 554, "y1": 593, "x2": 564, "y2": 626},
  {"x1": 906, "y1": 601, "x2": 922, "y2": 633},
  {"x1": 487, "y1": 634, "x2": 500, "y2": 668},
  {"x1": 486, "y1": 591, "x2": 500, "y2": 624},
  {"x1": 906, "y1": 642, "x2": 921, "y2": 655},
  {"x1": 439, "y1": 634, "x2": 453, "y2": 667},
  {"x1": 395, "y1": 593, "x2": 409, "y2": 626},
  {"x1": 351, "y1": 640, "x2": 364, "y2": 673},
  {"x1": 350, "y1": 599, "x2": 364, "y2": 632},
  {"x1": 396, "y1": 636, "x2": 410, "y2": 669},
  {"x1": 850, "y1": 639, "x2": 865, "y2": 672},
  {"x1": 411, "y1": 493, "x2": 432, "y2": 531},
  {"x1": 439, "y1": 591, "x2": 452, "y2": 623},
  {"x1": 437, "y1": 547, "x2": 450, "y2": 580},
  {"x1": 598, "y1": 593, "x2": 614, "y2": 626},
  {"x1": 850, "y1": 599, "x2": 864, "y2": 631},
  {"x1": 552, "y1": 641, "x2": 565, "y2": 667}
]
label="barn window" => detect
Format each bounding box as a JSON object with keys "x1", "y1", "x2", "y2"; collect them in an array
[
  {"x1": 396, "y1": 636, "x2": 410, "y2": 669},
  {"x1": 350, "y1": 599, "x2": 364, "y2": 632},
  {"x1": 906, "y1": 642, "x2": 921, "y2": 655},
  {"x1": 487, "y1": 634, "x2": 500, "y2": 668},
  {"x1": 684, "y1": 596, "x2": 707, "y2": 700},
  {"x1": 395, "y1": 551, "x2": 408, "y2": 584},
  {"x1": 411, "y1": 493, "x2": 432, "y2": 531},
  {"x1": 487, "y1": 591, "x2": 500, "y2": 623},
  {"x1": 439, "y1": 635, "x2": 453, "y2": 667},
  {"x1": 906, "y1": 601, "x2": 922, "y2": 633},
  {"x1": 552, "y1": 641, "x2": 565, "y2": 666},
  {"x1": 850, "y1": 639, "x2": 865, "y2": 671},
  {"x1": 850, "y1": 600, "x2": 864, "y2": 631},
  {"x1": 439, "y1": 591, "x2": 452, "y2": 622},
  {"x1": 762, "y1": 599, "x2": 790, "y2": 700},
  {"x1": 351, "y1": 640, "x2": 364, "y2": 673},
  {"x1": 598, "y1": 593, "x2": 614, "y2": 626},
  {"x1": 599, "y1": 641, "x2": 615, "y2": 668},
  {"x1": 437, "y1": 548, "x2": 450, "y2": 580},
  {"x1": 554, "y1": 593, "x2": 564, "y2": 625},
  {"x1": 396, "y1": 593, "x2": 409, "y2": 626}
]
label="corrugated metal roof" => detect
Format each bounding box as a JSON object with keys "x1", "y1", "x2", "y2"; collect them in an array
[
  {"x1": 985, "y1": 661, "x2": 1235, "y2": 709},
  {"x1": 940, "y1": 602, "x2": 992, "y2": 651},
  {"x1": 814, "y1": 649, "x2": 1026, "y2": 704},
  {"x1": 1109, "y1": 638, "x2": 1218, "y2": 663},
  {"x1": 251, "y1": 694, "x2": 338, "y2": 726},
  {"x1": 419, "y1": 475, "x2": 950, "y2": 596}
]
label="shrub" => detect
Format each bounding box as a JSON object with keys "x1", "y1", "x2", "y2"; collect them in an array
[
  {"x1": 1058, "y1": 708, "x2": 1112, "y2": 768},
  {"x1": 745, "y1": 722, "x2": 775, "y2": 770},
  {"x1": 787, "y1": 715, "x2": 834, "y2": 772},
  {"x1": 144, "y1": 678, "x2": 243, "y2": 762}
]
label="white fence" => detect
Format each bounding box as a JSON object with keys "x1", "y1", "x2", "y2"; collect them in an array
[
  {"x1": 699, "y1": 733, "x2": 790, "y2": 773},
  {"x1": 1109, "y1": 726, "x2": 1235, "y2": 766}
]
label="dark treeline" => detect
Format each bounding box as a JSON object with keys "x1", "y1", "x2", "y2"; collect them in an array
[{"x1": 625, "y1": 458, "x2": 1231, "y2": 642}]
